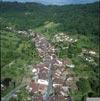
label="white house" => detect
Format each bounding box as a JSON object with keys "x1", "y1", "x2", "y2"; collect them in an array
[{"x1": 66, "y1": 64, "x2": 75, "y2": 68}]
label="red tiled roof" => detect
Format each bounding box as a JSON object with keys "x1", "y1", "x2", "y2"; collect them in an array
[
  {"x1": 38, "y1": 84, "x2": 47, "y2": 93},
  {"x1": 53, "y1": 77, "x2": 64, "y2": 84},
  {"x1": 30, "y1": 81, "x2": 38, "y2": 92},
  {"x1": 30, "y1": 81, "x2": 47, "y2": 93},
  {"x1": 36, "y1": 63, "x2": 49, "y2": 69},
  {"x1": 36, "y1": 63, "x2": 49, "y2": 80}
]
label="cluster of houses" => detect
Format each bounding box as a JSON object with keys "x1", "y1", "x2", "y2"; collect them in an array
[
  {"x1": 78, "y1": 48, "x2": 98, "y2": 66},
  {"x1": 25, "y1": 32, "x2": 76, "y2": 101},
  {"x1": 52, "y1": 33, "x2": 78, "y2": 43}
]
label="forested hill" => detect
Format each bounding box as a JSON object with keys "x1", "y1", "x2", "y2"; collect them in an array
[{"x1": 0, "y1": 1, "x2": 99, "y2": 36}]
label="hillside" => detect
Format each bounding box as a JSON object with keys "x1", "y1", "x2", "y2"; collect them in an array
[
  {"x1": 0, "y1": 1, "x2": 100, "y2": 101},
  {"x1": 0, "y1": 2, "x2": 99, "y2": 35}
]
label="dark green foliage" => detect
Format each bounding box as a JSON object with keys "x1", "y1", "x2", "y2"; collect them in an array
[
  {"x1": 76, "y1": 78, "x2": 91, "y2": 93},
  {"x1": 67, "y1": 42, "x2": 82, "y2": 58}
]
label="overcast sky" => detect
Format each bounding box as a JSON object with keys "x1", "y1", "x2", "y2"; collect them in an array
[{"x1": 2, "y1": 0, "x2": 99, "y2": 5}]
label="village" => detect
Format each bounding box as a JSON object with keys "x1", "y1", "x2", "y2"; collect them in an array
[{"x1": 1, "y1": 27, "x2": 99, "y2": 101}]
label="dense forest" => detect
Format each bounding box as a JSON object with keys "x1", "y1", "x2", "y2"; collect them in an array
[
  {"x1": 0, "y1": 1, "x2": 100, "y2": 101},
  {"x1": 0, "y1": 2, "x2": 99, "y2": 35}
]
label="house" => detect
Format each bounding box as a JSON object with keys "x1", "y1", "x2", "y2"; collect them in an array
[
  {"x1": 66, "y1": 64, "x2": 75, "y2": 68},
  {"x1": 89, "y1": 51, "x2": 96, "y2": 55}
]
